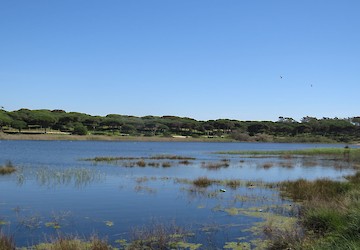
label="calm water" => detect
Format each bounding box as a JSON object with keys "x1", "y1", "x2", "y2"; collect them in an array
[{"x1": 0, "y1": 141, "x2": 357, "y2": 248}]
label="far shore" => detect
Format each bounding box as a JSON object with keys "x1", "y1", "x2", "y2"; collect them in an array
[
  {"x1": 0, "y1": 132, "x2": 234, "y2": 142},
  {"x1": 1, "y1": 132, "x2": 359, "y2": 144}
]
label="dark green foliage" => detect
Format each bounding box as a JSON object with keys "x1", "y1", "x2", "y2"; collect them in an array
[
  {"x1": 72, "y1": 123, "x2": 88, "y2": 135},
  {"x1": 2, "y1": 108, "x2": 360, "y2": 142}
]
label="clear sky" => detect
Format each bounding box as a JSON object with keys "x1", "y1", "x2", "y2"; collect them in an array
[{"x1": 0, "y1": 1, "x2": 359, "y2": 121}]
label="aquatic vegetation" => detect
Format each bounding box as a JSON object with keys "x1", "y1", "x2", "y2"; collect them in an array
[
  {"x1": 217, "y1": 148, "x2": 360, "y2": 165},
  {"x1": 161, "y1": 162, "x2": 172, "y2": 168},
  {"x1": 104, "y1": 221, "x2": 114, "y2": 227},
  {"x1": 192, "y1": 177, "x2": 215, "y2": 188},
  {"x1": 36, "y1": 167, "x2": 104, "y2": 188},
  {"x1": 18, "y1": 214, "x2": 42, "y2": 230},
  {"x1": 136, "y1": 176, "x2": 149, "y2": 183},
  {"x1": 262, "y1": 162, "x2": 273, "y2": 169},
  {"x1": 279, "y1": 178, "x2": 351, "y2": 202},
  {"x1": 134, "y1": 185, "x2": 156, "y2": 194},
  {"x1": 178, "y1": 160, "x2": 193, "y2": 165},
  {"x1": 150, "y1": 155, "x2": 196, "y2": 160},
  {"x1": 127, "y1": 221, "x2": 197, "y2": 250},
  {"x1": 225, "y1": 180, "x2": 241, "y2": 189},
  {"x1": 45, "y1": 222, "x2": 61, "y2": 229},
  {"x1": 0, "y1": 161, "x2": 16, "y2": 175},
  {"x1": 223, "y1": 241, "x2": 251, "y2": 250},
  {"x1": 0, "y1": 220, "x2": 9, "y2": 226},
  {"x1": 83, "y1": 154, "x2": 196, "y2": 162},
  {"x1": 33, "y1": 235, "x2": 111, "y2": 250},
  {"x1": 136, "y1": 160, "x2": 146, "y2": 167},
  {"x1": 201, "y1": 161, "x2": 230, "y2": 170},
  {"x1": 0, "y1": 231, "x2": 15, "y2": 250}
]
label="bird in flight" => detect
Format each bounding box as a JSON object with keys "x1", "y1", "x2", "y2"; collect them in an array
[{"x1": 280, "y1": 76, "x2": 283, "y2": 79}]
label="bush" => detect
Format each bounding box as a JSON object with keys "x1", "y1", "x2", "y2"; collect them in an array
[{"x1": 73, "y1": 124, "x2": 88, "y2": 135}]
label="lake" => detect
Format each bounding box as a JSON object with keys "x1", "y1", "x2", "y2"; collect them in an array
[{"x1": 0, "y1": 141, "x2": 357, "y2": 248}]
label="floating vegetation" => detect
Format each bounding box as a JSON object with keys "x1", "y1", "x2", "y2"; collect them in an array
[
  {"x1": 0, "y1": 161, "x2": 16, "y2": 175},
  {"x1": 223, "y1": 241, "x2": 251, "y2": 250},
  {"x1": 128, "y1": 221, "x2": 199, "y2": 250},
  {"x1": 18, "y1": 214, "x2": 42, "y2": 230},
  {"x1": 201, "y1": 161, "x2": 230, "y2": 170},
  {"x1": 104, "y1": 220, "x2": 114, "y2": 227},
  {"x1": 45, "y1": 222, "x2": 61, "y2": 229},
  {"x1": 0, "y1": 220, "x2": 9, "y2": 226}
]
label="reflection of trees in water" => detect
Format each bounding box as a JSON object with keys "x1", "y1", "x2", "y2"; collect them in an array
[{"x1": 35, "y1": 167, "x2": 105, "y2": 188}]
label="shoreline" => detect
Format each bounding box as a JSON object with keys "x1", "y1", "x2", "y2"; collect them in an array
[
  {"x1": 1, "y1": 132, "x2": 358, "y2": 144},
  {"x1": 0, "y1": 132, "x2": 234, "y2": 142}
]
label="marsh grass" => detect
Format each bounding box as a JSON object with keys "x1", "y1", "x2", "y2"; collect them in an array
[
  {"x1": 262, "y1": 162, "x2": 273, "y2": 169},
  {"x1": 218, "y1": 148, "x2": 360, "y2": 165},
  {"x1": 178, "y1": 160, "x2": 192, "y2": 165},
  {"x1": 192, "y1": 177, "x2": 216, "y2": 188},
  {"x1": 34, "y1": 235, "x2": 111, "y2": 250},
  {"x1": 201, "y1": 161, "x2": 230, "y2": 170},
  {"x1": 36, "y1": 168, "x2": 103, "y2": 188},
  {"x1": 127, "y1": 221, "x2": 199, "y2": 250},
  {"x1": 161, "y1": 162, "x2": 172, "y2": 168},
  {"x1": 84, "y1": 155, "x2": 196, "y2": 162},
  {"x1": 0, "y1": 231, "x2": 15, "y2": 250},
  {"x1": 273, "y1": 170, "x2": 360, "y2": 249},
  {"x1": 0, "y1": 161, "x2": 16, "y2": 175}
]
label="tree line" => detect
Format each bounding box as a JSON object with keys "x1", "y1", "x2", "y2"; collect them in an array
[{"x1": 0, "y1": 108, "x2": 359, "y2": 142}]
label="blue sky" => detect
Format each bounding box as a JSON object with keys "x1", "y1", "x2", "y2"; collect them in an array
[{"x1": 0, "y1": 1, "x2": 359, "y2": 121}]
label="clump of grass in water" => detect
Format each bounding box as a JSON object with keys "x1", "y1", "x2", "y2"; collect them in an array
[
  {"x1": 162, "y1": 162, "x2": 172, "y2": 168},
  {"x1": 0, "y1": 161, "x2": 16, "y2": 175},
  {"x1": 201, "y1": 161, "x2": 230, "y2": 170},
  {"x1": 128, "y1": 221, "x2": 201, "y2": 250},
  {"x1": 192, "y1": 177, "x2": 214, "y2": 188}
]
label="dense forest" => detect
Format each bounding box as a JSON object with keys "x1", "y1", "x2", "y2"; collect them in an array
[{"x1": 0, "y1": 108, "x2": 360, "y2": 143}]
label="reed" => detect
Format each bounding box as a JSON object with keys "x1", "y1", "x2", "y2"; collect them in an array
[
  {"x1": 34, "y1": 235, "x2": 111, "y2": 250},
  {"x1": 192, "y1": 177, "x2": 214, "y2": 188},
  {"x1": 0, "y1": 231, "x2": 15, "y2": 250},
  {"x1": 0, "y1": 161, "x2": 16, "y2": 175}
]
